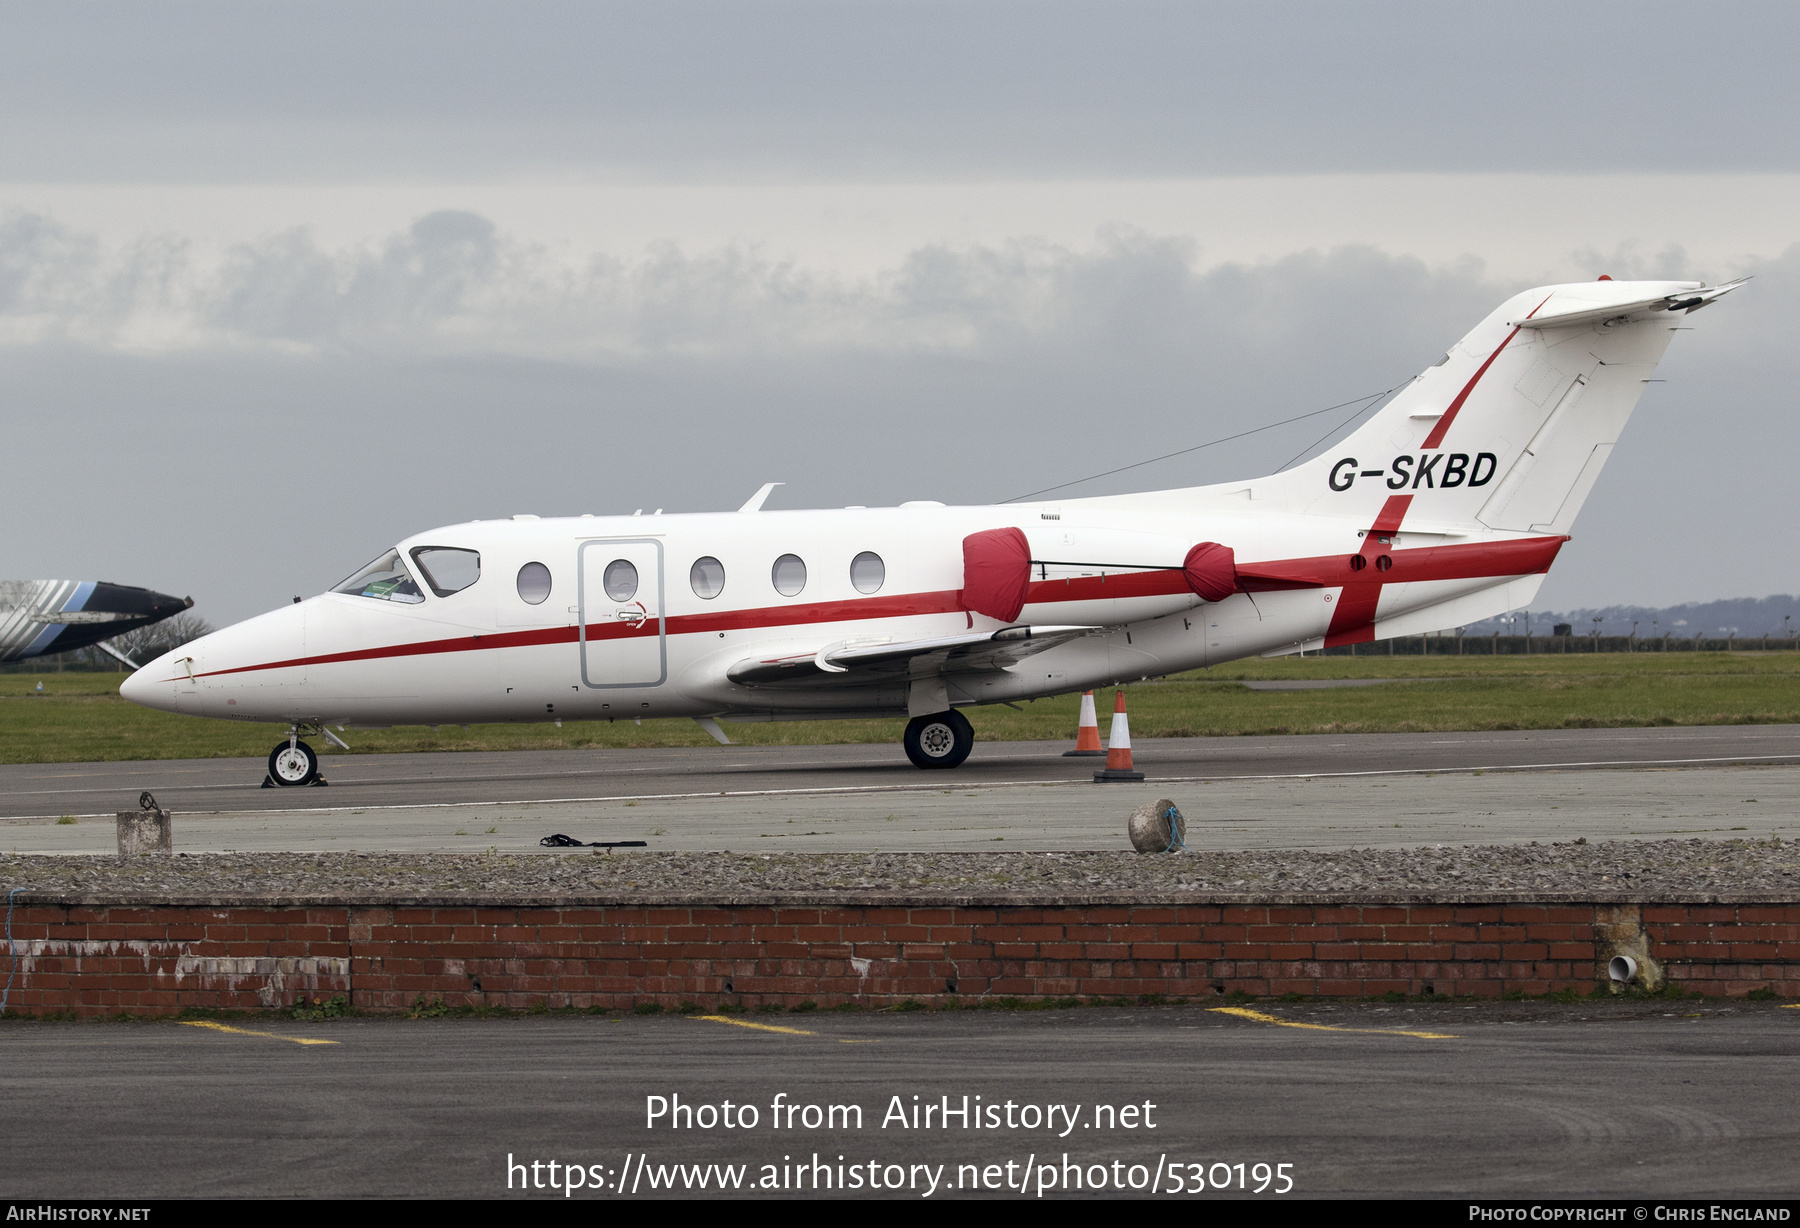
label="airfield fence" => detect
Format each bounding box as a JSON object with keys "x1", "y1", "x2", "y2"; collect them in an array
[{"x1": 1301, "y1": 634, "x2": 1800, "y2": 657}]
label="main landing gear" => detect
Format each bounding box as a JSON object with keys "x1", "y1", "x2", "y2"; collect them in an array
[
  {"x1": 263, "y1": 724, "x2": 344, "y2": 787},
  {"x1": 903, "y1": 709, "x2": 974, "y2": 769}
]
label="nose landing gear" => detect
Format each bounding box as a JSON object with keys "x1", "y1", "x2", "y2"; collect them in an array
[{"x1": 262, "y1": 725, "x2": 336, "y2": 787}]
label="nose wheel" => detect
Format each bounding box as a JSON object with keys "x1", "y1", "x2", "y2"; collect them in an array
[
  {"x1": 903, "y1": 709, "x2": 974, "y2": 769},
  {"x1": 265, "y1": 739, "x2": 324, "y2": 787}
]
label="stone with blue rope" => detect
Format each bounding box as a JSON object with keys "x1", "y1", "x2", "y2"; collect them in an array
[{"x1": 1127, "y1": 797, "x2": 1188, "y2": 853}]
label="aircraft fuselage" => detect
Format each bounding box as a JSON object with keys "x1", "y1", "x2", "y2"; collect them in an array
[{"x1": 118, "y1": 500, "x2": 1557, "y2": 729}]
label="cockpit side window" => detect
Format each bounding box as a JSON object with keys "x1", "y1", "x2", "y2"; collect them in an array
[
  {"x1": 410, "y1": 547, "x2": 481, "y2": 597},
  {"x1": 332, "y1": 550, "x2": 426, "y2": 604}
]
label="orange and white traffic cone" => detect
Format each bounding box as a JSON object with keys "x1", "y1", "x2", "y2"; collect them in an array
[
  {"x1": 1094, "y1": 689, "x2": 1145, "y2": 782},
  {"x1": 1062, "y1": 691, "x2": 1106, "y2": 757}
]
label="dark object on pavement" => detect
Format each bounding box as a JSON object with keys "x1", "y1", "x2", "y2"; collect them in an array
[{"x1": 540, "y1": 834, "x2": 649, "y2": 848}]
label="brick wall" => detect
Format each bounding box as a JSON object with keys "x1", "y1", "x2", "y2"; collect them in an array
[
  {"x1": 2, "y1": 899, "x2": 1796, "y2": 1016},
  {"x1": 1644, "y1": 903, "x2": 1800, "y2": 995}
]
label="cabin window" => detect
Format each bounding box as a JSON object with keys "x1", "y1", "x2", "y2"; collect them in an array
[
  {"x1": 850, "y1": 551, "x2": 885, "y2": 594},
  {"x1": 516, "y1": 562, "x2": 552, "y2": 604},
  {"x1": 333, "y1": 550, "x2": 425, "y2": 604},
  {"x1": 772, "y1": 553, "x2": 807, "y2": 597},
  {"x1": 690, "y1": 556, "x2": 726, "y2": 600},
  {"x1": 603, "y1": 559, "x2": 639, "y2": 602},
  {"x1": 410, "y1": 547, "x2": 481, "y2": 597}
]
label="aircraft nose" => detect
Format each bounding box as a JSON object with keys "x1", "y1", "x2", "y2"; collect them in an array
[
  {"x1": 119, "y1": 626, "x2": 216, "y2": 713},
  {"x1": 118, "y1": 655, "x2": 184, "y2": 713},
  {"x1": 142, "y1": 589, "x2": 193, "y2": 620},
  {"x1": 118, "y1": 665, "x2": 153, "y2": 706},
  {"x1": 118, "y1": 601, "x2": 309, "y2": 717}
]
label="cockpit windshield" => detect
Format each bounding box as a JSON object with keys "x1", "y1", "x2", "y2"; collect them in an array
[
  {"x1": 410, "y1": 546, "x2": 481, "y2": 597},
  {"x1": 333, "y1": 550, "x2": 425, "y2": 604}
]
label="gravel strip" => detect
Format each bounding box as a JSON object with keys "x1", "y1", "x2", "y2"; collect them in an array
[{"x1": 1, "y1": 838, "x2": 1796, "y2": 905}]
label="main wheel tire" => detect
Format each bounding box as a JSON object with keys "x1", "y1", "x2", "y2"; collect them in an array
[
  {"x1": 903, "y1": 710, "x2": 974, "y2": 769},
  {"x1": 268, "y1": 740, "x2": 320, "y2": 787}
]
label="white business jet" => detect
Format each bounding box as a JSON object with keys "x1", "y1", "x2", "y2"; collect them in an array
[{"x1": 121, "y1": 277, "x2": 1742, "y2": 786}]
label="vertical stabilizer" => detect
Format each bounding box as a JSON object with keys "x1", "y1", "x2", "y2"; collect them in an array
[{"x1": 1237, "y1": 278, "x2": 1742, "y2": 530}]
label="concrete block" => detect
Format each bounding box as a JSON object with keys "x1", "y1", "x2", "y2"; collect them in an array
[{"x1": 115, "y1": 809, "x2": 171, "y2": 859}]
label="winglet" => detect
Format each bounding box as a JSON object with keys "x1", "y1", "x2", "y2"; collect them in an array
[{"x1": 738, "y1": 482, "x2": 785, "y2": 512}]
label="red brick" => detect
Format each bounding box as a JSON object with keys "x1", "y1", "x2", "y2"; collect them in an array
[{"x1": 11, "y1": 898, "x2": 1766, "y2": 1014}]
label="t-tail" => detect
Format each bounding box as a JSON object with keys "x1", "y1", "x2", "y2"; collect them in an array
[
  {"x1": 1267, "y1": 276, "x2": 1746, "y2": 532},
  {"x1": 1099, "y1": 275, "x2": 1746, "y2": 653}
]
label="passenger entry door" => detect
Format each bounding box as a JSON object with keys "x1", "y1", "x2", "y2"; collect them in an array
[{"x1": 578, "y1": 538, "x2": 666, "y2": 688}]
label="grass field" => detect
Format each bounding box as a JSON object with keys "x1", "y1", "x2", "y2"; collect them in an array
[{"x1": 3, "y1": 651, "x2": 1797, "y2": 765}]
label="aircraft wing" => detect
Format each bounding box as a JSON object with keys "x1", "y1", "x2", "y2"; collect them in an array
[{"x1": 727, "y1": 624, "x2": 1099, "y2": 688}]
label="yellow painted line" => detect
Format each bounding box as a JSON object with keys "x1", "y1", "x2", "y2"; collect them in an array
[
  {"x1": 691, "y1": 1015, "x2": 881, "y2": 1044},
  {"x1": 1781, "y1": 1004, "x2": 1800, "y2": 1010},
  {"x1": 1209, "y1": 1006, "x2": 1457, "y2": 1040},
  {"x1": 180, "y1": 1020, "x2": 339, "y2": 1046},
  {"x1": 694, "y1": 1014, "x2": 818, "y2": 1036}
]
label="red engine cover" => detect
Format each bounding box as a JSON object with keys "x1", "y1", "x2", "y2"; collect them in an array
[
  {"x1": 962, "y1": 527, "x2": 1032, "y2": 624},
  {"x1": 1183, "y1": 541, "x2": 1238, "y2": 602}
]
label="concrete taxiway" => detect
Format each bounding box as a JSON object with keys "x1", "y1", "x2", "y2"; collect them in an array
[
  {"x1": 2, "y1": 1002, "x2": 1797, "y2": 1198},
  {"x1": 3, "y1": 725, "x2": 1796, "y2": 854},
  {"x1": 7, "y1": 725, "x2": 1798, "y2": 822}
]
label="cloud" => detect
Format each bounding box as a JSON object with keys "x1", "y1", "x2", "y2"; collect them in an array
[
  {"x1": 0, "y1": 207, "x2": 1790, "y2": 623},
  {"x1": 0, "y1": 206, "x2": 1511, "y2": 365}
]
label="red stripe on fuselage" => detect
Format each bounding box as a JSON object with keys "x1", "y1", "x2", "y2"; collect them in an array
[
  {"x1": 1023, "y1": 568, "x2": 1192, "y2": 603},
  {"x1": 1323, "y1": 496, "x2": 1413, "y2": 646},
  {"x1": 184, "y1": 588, "x2": 969, "y2": 681},
  {"x1": 173, "y1": 537, "x2": 1564, "y2": 683},
  {"x1": 1243, "y1": 533, "x2": 1564, "y2": 594},
  {"x1": 1318, "y1": 535, "x2": 1564, "y2": 648}
]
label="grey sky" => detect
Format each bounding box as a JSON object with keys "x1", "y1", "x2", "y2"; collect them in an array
[
  {"x1": 1, "y1": 3, "x2": 1795, "y2": 627},
  {"x1": 2, "y1": 1, "x2": 1797, "y2": 180},
  {"x1": 4, "y1": 217, "x2": 1787, "y2": 624}
]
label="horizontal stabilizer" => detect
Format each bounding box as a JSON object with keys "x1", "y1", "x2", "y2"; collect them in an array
[{"x1": 1512, "y1": 278, "x2": 1748, "y2": 330}]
